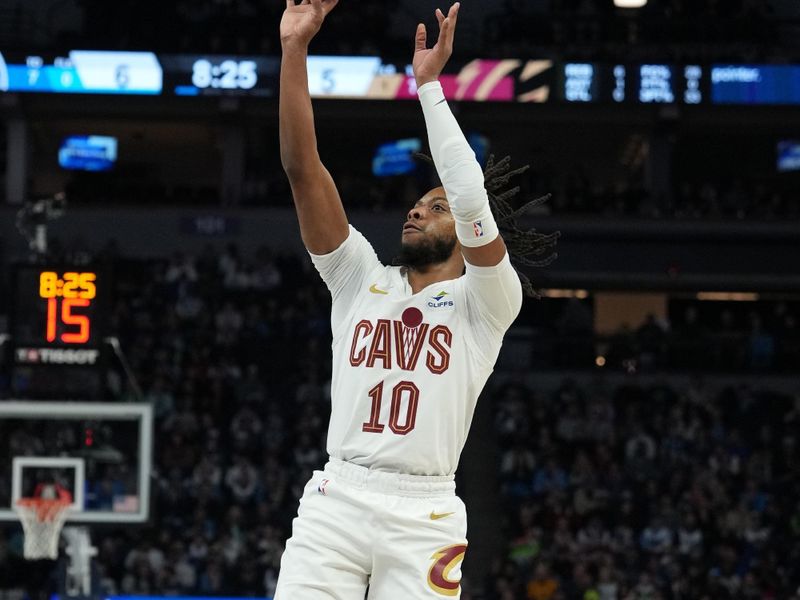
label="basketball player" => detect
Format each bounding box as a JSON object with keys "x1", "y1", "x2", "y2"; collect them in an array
[{"x1": 276, "y1": 1, "x2": 556, "y2": 598}]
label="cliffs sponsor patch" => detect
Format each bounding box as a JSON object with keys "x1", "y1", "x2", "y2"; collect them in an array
[{"x1": 428, "y1": 290, "x2": 454, "y2": 309}]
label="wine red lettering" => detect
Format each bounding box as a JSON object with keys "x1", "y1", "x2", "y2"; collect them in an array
[
  {"x1": 366, "y1": 319, "x2": 392, "y2": 369},
  {"x1": 349, "y1": 320, "x2": 373, "y2": 366},
  {"x1": 426, "y1": 325, "x2": 452, "y2": 374}
]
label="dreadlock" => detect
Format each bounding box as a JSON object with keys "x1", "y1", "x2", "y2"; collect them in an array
[{"x1": 415, "y1": 153, "x2": 560, "y2": 298}]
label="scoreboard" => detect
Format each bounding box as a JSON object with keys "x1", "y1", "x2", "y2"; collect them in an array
[
  {"x1": 160, "y1": 55, "x2": 280, "y2": 97},
  {"x1": 0, "y1": 51, "x2": 161, "y2": 95},
  {"x1": 1, "y1": 49, "x2": 800, "y2": 106},
  {"x1": 561, "y1": 63, "x2": 705, "y2": 104},
  {"x1": 559, "y1": 63, "x2": 800, "y2": 106}
]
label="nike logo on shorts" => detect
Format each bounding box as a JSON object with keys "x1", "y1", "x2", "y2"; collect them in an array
[{"x1": 430, "y1": 511, "x2": 455, "y2": 520}]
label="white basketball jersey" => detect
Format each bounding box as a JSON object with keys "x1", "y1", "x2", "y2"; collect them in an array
[{"x1": 310, "y1": 226, "x2": 522, "y2": 476}]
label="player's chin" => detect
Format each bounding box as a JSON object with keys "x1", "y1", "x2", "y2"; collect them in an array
[{"x1": 401, "y1": 229, "x2": 425, "y2": 244}]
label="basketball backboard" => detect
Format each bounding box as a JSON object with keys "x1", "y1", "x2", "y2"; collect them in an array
[{"x1": 0, "y1": 401, "x2": 152, "y2": 523}]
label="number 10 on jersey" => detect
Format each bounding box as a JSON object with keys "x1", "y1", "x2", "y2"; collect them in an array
[{"x1": 362, "y1": 380, "x2": 420, "y2": 435}]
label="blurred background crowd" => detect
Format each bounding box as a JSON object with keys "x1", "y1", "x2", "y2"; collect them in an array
[
  {"x1": 0, "y1": 246, "x2": 795, "y2": 598},
  {"x1": 490, "y1": 377, "x2": 800, "y2": 599}
]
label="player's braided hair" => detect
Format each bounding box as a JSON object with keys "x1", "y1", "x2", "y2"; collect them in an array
[{"x1": 416, "y1": 153, "x2": 560, "y2": 298}]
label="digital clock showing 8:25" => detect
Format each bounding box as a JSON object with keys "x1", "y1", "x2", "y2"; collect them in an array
[
  {"x1": 191, "y1": 59, "x2": 257, "y2": 90},
  {"x1": 160, "y1": 54, "x2": 280, "y2": 97},
  {"x1": 38, "y1": 271, "x2": 97, "y2": 344}
]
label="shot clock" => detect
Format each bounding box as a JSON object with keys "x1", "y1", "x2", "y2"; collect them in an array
[
  {"x1": 38, "y1": 271, "x2": 97, "y2": 345},
  {"x1": 11, "y1": 265, "x2": 108, "y2": 367},
  {"x1": 9, "y1": 265, "x2": 109, "y2": 399}
]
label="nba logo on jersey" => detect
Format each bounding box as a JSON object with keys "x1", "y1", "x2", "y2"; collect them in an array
[
  {"x1": 317, "y1": 479, "x2": 330, "y2": 495},
  {"x1": 473, "y1": 221, "x2": 484, "y2": 237}
]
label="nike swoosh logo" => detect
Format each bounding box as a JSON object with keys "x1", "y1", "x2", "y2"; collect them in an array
[
  {"x1": 435, "y1": 98, "x2": 447, "y2": 106},
  {"x1": 369, "y1": 284, "x2": 389, "y2": 295},
  {"x1": 430, "y1": 511, "x2": 455, "y2": 521}
]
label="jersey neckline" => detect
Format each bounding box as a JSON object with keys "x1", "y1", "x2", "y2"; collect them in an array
[{"x1": 393, "y1": 266, "x2": 460, "y2": 299}]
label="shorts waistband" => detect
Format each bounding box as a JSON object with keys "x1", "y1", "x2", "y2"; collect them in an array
[{"x1": 324, "y1": 458, "x2": 455, "y2": 497}]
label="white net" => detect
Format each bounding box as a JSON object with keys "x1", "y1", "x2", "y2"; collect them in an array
[{"x1": 14, "y1": 498, "x2": 71, "y2": 560}]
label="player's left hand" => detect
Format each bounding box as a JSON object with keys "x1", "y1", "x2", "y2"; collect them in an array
[
  {"x1": 412, "y1": 2, "x2": 460, "y2": 88},
  {"x1": 280, "y1": 0, "x2": 339, "y2": 48}
]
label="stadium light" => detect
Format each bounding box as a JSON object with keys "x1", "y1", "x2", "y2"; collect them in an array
[{"x1": 614, "y1": 0, "x2": 647, "y2": 7}]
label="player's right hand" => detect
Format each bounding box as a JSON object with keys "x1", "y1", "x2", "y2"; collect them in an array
[
  {"x1": 412, "y1": 2, "x2": 460, "y2": 88},
  {"x1": 280, "y1": 0, "x2": 339, "y2": 47}
]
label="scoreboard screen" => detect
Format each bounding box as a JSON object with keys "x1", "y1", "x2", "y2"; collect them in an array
[
  {"x1": 2, "y1": 49, "x2": 800, "y2": 106},
  {"x1": 561, "y1": 63, "x2": 705, "y2": 105},
  {"x1": 160, "y1": 54, "x2": 280, "y2": 97},
  {"x1": 0, "y1": 51, "x2": 162, "y2": 95}
]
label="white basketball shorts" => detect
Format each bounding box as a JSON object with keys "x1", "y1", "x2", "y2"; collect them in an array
[{"x1": 274, "y1": 458, "x2": 469, "y2": 600}]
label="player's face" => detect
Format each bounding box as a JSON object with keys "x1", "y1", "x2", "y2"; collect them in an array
[
  {"x1": 395, "y1": 187, "x2": 458, "y2": 267},
  {"x1": 402, "y1": 187, "x2": 456, "y2": 243}
]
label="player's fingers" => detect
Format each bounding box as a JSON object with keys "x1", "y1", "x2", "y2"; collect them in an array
[
  {"x1": 309, "y1": 0, "x2": 326, "y2": 15},
  {"x1": 415, "y1": 23, "x2": 427, "y2": 52},
  {"x1": 448, "y1": 2, "x2": 460, "y2": 30},
  {"x1": 438, "y1": 17, "x2": 451, "y2": 47},
  {"x1": 435, "y1": 8, "x2": 445, "y2": 28},
  {"x1": 286, "y1": 0, "x2": 293, "y2": 9},
  {"x1": 441, "y1": 4, "x2": 459, "y2": 48},
  {"x1": 322, "y1": 0, "x2": 338, "y2": 13}
]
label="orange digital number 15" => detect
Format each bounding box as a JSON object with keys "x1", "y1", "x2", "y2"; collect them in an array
[{"x1": 45, "y1": 298, "x2": 91, "y2": 344}]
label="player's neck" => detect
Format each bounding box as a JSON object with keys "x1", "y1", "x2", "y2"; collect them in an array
[{"x1": 405, "y1": 255, "x2": 464, "y2": 294}]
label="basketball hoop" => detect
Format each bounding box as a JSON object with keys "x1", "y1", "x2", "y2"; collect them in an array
[{"x1": 14, "y1": 485, "x2": 73, "y2": 560}]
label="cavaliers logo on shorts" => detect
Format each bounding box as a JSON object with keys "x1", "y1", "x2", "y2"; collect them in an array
[{"x1": 427, "y1": 543, "x2": 467, "y2": 596}]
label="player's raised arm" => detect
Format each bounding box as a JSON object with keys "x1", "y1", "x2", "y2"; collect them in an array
[
  {"x1": 279, "y1": 0, "x2": 348, "y2": 254},
  {"x1": 413, "y1": 2, "x2": 507, "y2": 268}
]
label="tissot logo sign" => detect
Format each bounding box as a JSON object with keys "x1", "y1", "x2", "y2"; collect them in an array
[{"x1": 16, "y1": 347, "x2": 100, "y2": 365}]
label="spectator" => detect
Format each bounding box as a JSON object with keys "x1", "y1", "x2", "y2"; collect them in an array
[
  {"x1": 501, "y1": 439, "x2": 537, "y2": 498},
  {"x1": 224, "y1": 456, "x2": 258, "y2": 505},
  {"x1": 639, "y1": 517, "x2": 673, "y2": 554},
  {"x1": 527, "y1": 562, "x2": 559, "y2": 600},
  {"x1": 676, "y1": 513, "x2": 703, "y2": 556},
  {"x1": 532, "y1": 459, "x2": 568, "y2": 496}
]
